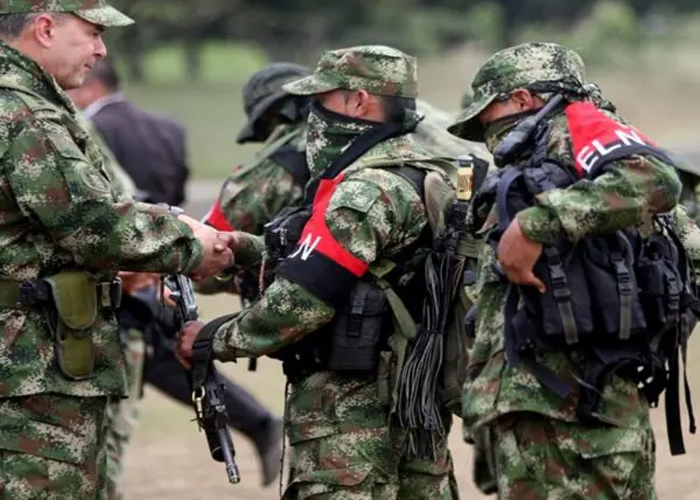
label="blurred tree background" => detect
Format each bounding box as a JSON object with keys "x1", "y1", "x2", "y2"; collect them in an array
[
  {"x1": 99, "y1": 0, "x2": 700, "y2": 180},
  {"x1": 108, "y1": 0, "x2": 700, "y2": 82}
]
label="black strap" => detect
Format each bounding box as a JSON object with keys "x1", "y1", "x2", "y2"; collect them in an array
[
  {"x1": 269, "y1": 144, "x2": 310, "y2": 189},
  {"x1": 383, "y1": 165, "x2": 426, "y2": 201},
  {"x1": 496, "y1": 167, "x2": 523, "y2": 233},
  {"x1": 190, "y1": 313, "x2": 239, "y2": 390},
  {"x1": 681, "y1": 341, "x2": 696, "y2": 435},
  {"x1": 666, "y1": 337, "x2": 685, "y2": 456},
  {"x1": 504, "y1": 284, "x2": 572, "y2": 399}
]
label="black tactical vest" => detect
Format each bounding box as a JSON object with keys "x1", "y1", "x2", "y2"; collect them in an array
[
  {"x1": 476, "y1": 114, "x2": 698, "y2": 455},
  {"x1": 261, "y1": 165, "x2": 431, "y2": 382}
]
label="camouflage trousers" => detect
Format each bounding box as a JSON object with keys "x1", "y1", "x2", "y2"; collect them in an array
[
  {"x1": 282, "y1": 370, "x2": 458, "y2": 500},
  {"x1": 0, "y1": 393, "x2": 111, "y2": 499},
  {"x1": 489, "y1": 412, "x2": 656, "y2": 500},
  {"x1": 104, "y1": 327, "x2": 146, "y2": 500}
]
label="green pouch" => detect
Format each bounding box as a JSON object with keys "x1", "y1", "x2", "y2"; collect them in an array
[{"x1": 43, "y1": 271, "x2": 98, "y2": 380}]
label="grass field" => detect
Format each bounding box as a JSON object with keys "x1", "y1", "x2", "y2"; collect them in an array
[{"x1": 115, "y1": 40, "x2": 700, "y2": 498}]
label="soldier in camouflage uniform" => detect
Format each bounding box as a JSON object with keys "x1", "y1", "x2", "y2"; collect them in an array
[
  {"x1": 448, "y1": 42, "x2": 685, "y2": 499},
  {"x1": 179, "y1": 45, "x2": 464, "y2": 499},
  {"x1": 203, "y1": 63, "x2": 312, "y2": 237},
  {"x1": 0, "y1": 2, "x2": 235, "y2": 497}
]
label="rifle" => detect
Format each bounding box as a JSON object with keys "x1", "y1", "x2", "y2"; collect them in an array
[{"x1": 164, "y1": 274, "x2": 241, "y2": 484}]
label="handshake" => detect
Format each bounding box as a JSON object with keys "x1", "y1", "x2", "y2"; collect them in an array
[{"x1": 178, "y1": 213, "x2": 237, "y2": 281}]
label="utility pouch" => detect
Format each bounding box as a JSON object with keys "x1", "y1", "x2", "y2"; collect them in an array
[
  {"x1": 326, "y1": 281, "x2": 390, "y2": 372},
  {"x1": 635, "y1": 233, "x2": 683, "y2": 334},
  {"x1": 583, "y1": 233, "x2": 647, "y2": 342},
  {"x1": 523, "y1": 243, "x2": 594, "y2": 347},
  {"x1": 43, "y1": 271, "x2": 99, "y2": 380}
]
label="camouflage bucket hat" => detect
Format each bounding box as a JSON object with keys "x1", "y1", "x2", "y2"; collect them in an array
[
  {"x1": 237, "y1": 62, "x2": 311, "y2": 144},
  {"x1": 448, "y1": 42, "x2": 586, "y2": 142},
  {"x1": 282, "y1": 45, "x2": 418, "y2": 98},
  {"x1": 0, "y1": 0, "x2": 134, "y2": 27}
]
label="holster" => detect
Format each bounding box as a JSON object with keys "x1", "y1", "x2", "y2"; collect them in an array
[{"x1": 29, "y1": 271, "x2": 121, "y2": 380}]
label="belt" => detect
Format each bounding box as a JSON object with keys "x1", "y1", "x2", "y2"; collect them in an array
[{"x1": 0, "y1": 277, "x2": 123, "y2": 309}]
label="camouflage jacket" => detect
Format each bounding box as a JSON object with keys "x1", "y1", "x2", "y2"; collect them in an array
[
  {"x1": 211, "y1": 132, "x2": 449, "y2": 360},
  {"x1": 214, "y1": 122, "x2": 306, "y2": 234},
  {"x1": 0, "y1": 42, "x2": 203, "y2": 398},
  {"x1": 463, "y1": 109, "x2": 682, "y2": 432}
]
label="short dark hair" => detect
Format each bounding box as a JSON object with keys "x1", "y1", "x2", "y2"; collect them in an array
[
  {"x1": 87, "y1": 58, "x2": 121, "y2": 91},
  {"x1": 0, "y1": 13, "x2": 36, "y2": 39},
  {"x1": 378, "y1": 94, "x2": 416, "y2": 122},
  {"x1": 0, "y1": 12, "x2": 71, "y2": 40}
]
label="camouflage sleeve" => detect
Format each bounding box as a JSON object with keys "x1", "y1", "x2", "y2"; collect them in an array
[
  {"x1": 232, "y1": 231, "x2": 265, "y2": 269},
  {"x1": 517, "y1": 115, "x2": 682, "y2": 245},
  {"x1": 219, "y1": 159, "x2": 303, "y2": 234},
  {"x1": 211, "y1": 171, "x2": 426, "y2": 359},
  {"x1": 671, "y1": 206, "x2": 700, "y2": 283},
  {"x1": 5, "y1": 110, "x2": 203, "y2": 274}
]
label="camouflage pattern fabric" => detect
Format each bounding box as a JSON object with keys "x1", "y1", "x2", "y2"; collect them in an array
[
  {"x1": 211, "y1": 67, "x2": 458, "y2": 496},
  {"x1": 282, "y1": 45, "x2": 418, "y2": 98},
  {"x1": 0, "y1": 40, "x2": 202, "y2": 399},
  {"x1": 491, "y1": 413, "x2": 655, "y2": 500},
  {"x1": 448, "y1": 42, "x2": 587, "y2": 141},
  {"x1": 678, "y1": 170, "x2": 700, "y2": 225},
  {"x1": 104, "y1": 328, "x2": 145, "y2": 500},
  {"x1": 449, "y1": 42, "x2": 684, "y2": 499},
  {"x1": 219, "y1": 123, "x2": 306, "y2": 235},
  {"x1": 283, "y1": 372, "x2": 455, "y2": 500},
  {"x1": 0, "y1": 394, "x2": 109, "y2": 498},
  {"x1": 196, "y1": 122, "x2": 306, "y2": 296},
  {"x1": 461, "y1": 108, "x2": 680, "y2": 429},
  {"x1": 0, "y1": 0, "x2": 134, "y2": 27},
  {"x1": 0, "y1": 40, "x2": 201, "y2": 498}
]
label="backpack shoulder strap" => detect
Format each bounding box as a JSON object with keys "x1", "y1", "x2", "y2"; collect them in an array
[{"x1": 269, "y1": 144, "x2": 310, "y2": 189}]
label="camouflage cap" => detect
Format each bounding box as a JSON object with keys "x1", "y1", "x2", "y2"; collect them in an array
[
  {"x1": 0, "y1": 0, "x2": 134, "y2": 27},
  {"x1": 282, "y1": 45, "x2": 418, "y2": 98},
  {"x1": 449, "y1": 42, "x2": 586, "y2": 141}
]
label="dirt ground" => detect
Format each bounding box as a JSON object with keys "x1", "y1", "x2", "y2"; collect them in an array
[
  {"x1": 123, "y1": 361, "x2": 700, "y2": 500},
  {"x1": 120, "y1": 296, "x2": 700, "y2": 499}
]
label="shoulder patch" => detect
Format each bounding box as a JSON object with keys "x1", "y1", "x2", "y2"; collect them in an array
[
  {"x1": 77, "y1": 164, "x2": 112, "y2": 194},
  {"x1": 328, "y1": 179, "x2": 381, "y2": 214}
]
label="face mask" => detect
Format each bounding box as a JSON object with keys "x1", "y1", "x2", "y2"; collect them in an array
[
  {"x1": 305, "y1": 100, "x2": 378, "y2": 179},
  {"x1": 482, "y1": 110, "x2": 536, "y2": 155}
]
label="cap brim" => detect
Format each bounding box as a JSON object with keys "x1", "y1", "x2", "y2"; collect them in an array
[
  {"x1": 75, "y1": 6, "x2": 134, "y2": 27},
  {"x1": 236, "y1": 122, "x2": 256, "y2": 144},
  {"x1": 281, "y1": 74, "x2": 339, "y2": 96},
  {"x1": 236, "y1": 90, "x2": 290, "y2": 144},
  {"x1": 447, "y1": 93, "x2": 498, "y2": 142}
]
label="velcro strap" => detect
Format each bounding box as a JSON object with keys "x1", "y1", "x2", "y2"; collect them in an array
[
  {"x1": 190, "y1": 313, "x2": 239, "y2": 390},
  {"x1": 610, "y1": 254, "x2": 632, "y2": 341}
]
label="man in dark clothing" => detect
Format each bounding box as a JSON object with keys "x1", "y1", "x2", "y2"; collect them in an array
[{"x1": 70, "y1": 58, "x2": 188, "y2": 206}]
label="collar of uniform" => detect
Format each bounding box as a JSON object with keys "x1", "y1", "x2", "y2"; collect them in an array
[{"x1": 0, "y1": 40, "x2": 80, "y2": 116}]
